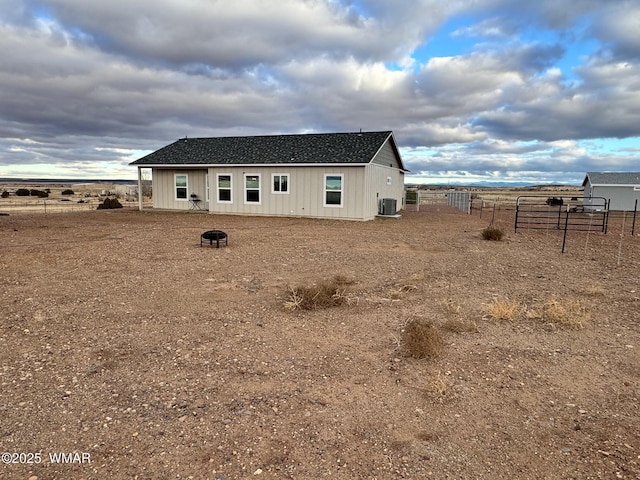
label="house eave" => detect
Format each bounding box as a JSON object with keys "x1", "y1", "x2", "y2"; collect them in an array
[
  {"x1": 584, "y1": 172, "x2": 640, "y2": 188},
  {"x1": 589, "y1": 183, "x2": 640, "y2": 187},
  {"x1": 133, "y1": 162, "x2": 384, "y2": 168}
]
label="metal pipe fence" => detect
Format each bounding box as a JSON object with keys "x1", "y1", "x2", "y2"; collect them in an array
[{"x1": 514, "y1": 195, "x2": 609, "y2": 233}]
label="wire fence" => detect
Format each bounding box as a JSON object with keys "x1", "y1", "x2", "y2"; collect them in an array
[
  {"x1": 405, "y1": 189, "x2": 638, "y2": 263},
  {"x1": 472, "y1": 198, "x2": 639, "y2": 261},
  {"x1": 0, "y1": 198, "x2": 151, "y2": 214},
  {"x1": 404, "y1": 191, "x2": 449, "y2": 211}
]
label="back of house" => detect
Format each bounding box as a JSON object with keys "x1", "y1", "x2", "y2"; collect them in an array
[{"x1": 130, "y1": 131, "x2": 408, "y2": 221}]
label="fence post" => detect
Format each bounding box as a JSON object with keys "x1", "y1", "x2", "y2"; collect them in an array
[
  {"x1": 561, "y1": 208, "x2": 570, "y2": 253},
  {"x1": 617, "y1": 212, "x2": 626, "y2": 266},
  {"x1": 490, "y1": 201, "x2": 496, "y2": 227},
  {"x1": 632, "y1": 199, "x2": 637, "y2": 236}
]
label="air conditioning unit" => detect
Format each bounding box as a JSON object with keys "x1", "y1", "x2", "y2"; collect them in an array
[{"x1": 379, "y1": 198, "x2": 397, "y2": 215}]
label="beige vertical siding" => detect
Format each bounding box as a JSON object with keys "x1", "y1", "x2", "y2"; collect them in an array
[
  {"x1": 363, "y1": 163, "x2": 405, "y2": 218},
  {"x1": 206, "y1": 166, "x2": 369, "y2": 220},
  {"x1": 152, "y1": 169, "x2": 209, "y2": 210}
]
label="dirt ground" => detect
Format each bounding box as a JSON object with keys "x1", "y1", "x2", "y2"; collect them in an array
[{"x1": 1, "y1": 206, "x2": 639, "y2": 480}]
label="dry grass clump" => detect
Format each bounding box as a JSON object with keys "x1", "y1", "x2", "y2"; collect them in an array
[
  {"x1": 430, "y1": 373, "x2": 449, "y2": 398},
  {"x1": 390, "y1": 272, "x2": 425, "y2": 299},
  {"x1": 442, "y1": 318, "x2": 479, "y2": 333},
  {"x1": 440, "y1": 298, "x2": 462, "y2": 316},
  {"x1": 402, "y1": 316, "x2": 444, "y2": 359},
  {"x1": 482, "y1": 297, "x2": 523, "y2": 321},
  {"x1": 284, "y1": 275, "x2": 354, "y2": 311},
  {"x1": 437, "y1": 299, "x2": 478, "y2": 333},
  {"x1": 582, "y1": 284, "x2": 606, "y2": 297},
  {"x1": 481, "y1": 226, "x2": 504, "y2": 241},
  {"x1": 531, "y1": 297, "x2": 589, "y2": 330},
  {"x1": 390, "y1": 284, "x2": 419, "y2": 299}
]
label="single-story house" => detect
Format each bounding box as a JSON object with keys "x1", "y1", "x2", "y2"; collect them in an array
[
  {"x1": 582, "y1": 172, "x2": 640, "y2": 211},
  {"x1": 129, "y1": 131, "x2": 408, "y2": 221}
]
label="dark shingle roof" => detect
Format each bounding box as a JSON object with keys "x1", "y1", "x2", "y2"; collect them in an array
[
  {"x1": 130, "y1": 131, "x2": 403, "y2": 168},
  {"x1": 583, "y1": 172, "x2": 640, "y2": 186}
]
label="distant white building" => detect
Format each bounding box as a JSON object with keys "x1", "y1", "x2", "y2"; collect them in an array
[
  {"x1": 114, "y1": 184, "x2": 139, "y2": 198},
  {"x1": 582, "y1": 172, "x2": 640, "y2": 211}
]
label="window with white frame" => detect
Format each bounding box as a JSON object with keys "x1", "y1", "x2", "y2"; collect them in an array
[
  {"x1": 272, "y1": 174, "x2": 289, "y2": 194},
  {"x1": 244, "y1": 173, "x2": 261, "y2": 204},
  {"x1": 324, "y1": 174, "x2": 343, "y2": 207},
  {"x1": 217, "y1": 174, "x2": 232, "y2": 203},
  {"x1": 175, "y1": 174, "x2": 188, "y2": 200}
]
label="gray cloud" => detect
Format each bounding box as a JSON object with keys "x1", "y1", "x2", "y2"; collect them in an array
[
  {"x1": 475, "y1": 58, "x2": 640, "y2": 141},
  {"x1": 0, "y1": 0, "x2": 639, "y2": 182},
  {"x1": 590, "y1": 2, "x2": 640, "y2": 60},
  {"x1": 35, "y1": 0, "x2": 399, "y2": 68}
]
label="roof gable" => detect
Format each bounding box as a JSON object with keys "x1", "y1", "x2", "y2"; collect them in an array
[
  {"x1": 583, "y1": 172, "x2": 640, "y2": 186},
  {"x1": 130, "y1": 131, "x2": 406, "y2": 170}
]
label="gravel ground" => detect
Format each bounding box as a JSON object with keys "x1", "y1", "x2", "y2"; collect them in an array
[{"x1": 1, "y1": 206, "x2": 639, "y2": 480}]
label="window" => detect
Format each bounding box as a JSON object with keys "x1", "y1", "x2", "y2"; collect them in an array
[
  {"x1": 387, "y1": 176, "x2": 392, "y2": 185},
  {"x1": 217, "y1": 174, "x2": 232, "y2": 203},
  {"x1": 324, "y1": 174, "x2": 343, "y2": 207},
  {"x1": 244, "y1": 174, "x2": 261, "y2": 204},
  {"x1": 272, "y1": 174, "x2": 289, "y2": 194},
  {"x1": 175, "y1": 174, "x2": 187, "y2": 200}
]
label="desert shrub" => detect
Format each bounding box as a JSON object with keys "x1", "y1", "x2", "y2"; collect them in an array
[
  {"x1": 530, "y1": 297, "x2": 589, "y2": 330},
  {"x1": 1, "y1": 191, "x2": 9, "y2": 198},
  {"x1": 402, "y1": 316, "x2": 444, "y2": 359},
  {"x1": 97, "y1": 197, "x2": 123, "y2": 210},
  {"x1": 284, "y1": 275, "x2": 354, "y2": 310},
  {"x1": 15, "y1": 188, "x2": 30, "y2": 196},
  {"x1": 483, "y1": 297, "x2": 522, "y2": 321},
  {"x1": 61, "y1": 189, "x2": 75, "y2": 195},
  {"x1": 481, "y1": 226, "x2": 504, "y2": 241},
  {"x1": 30, "y1": 189, "x2": 48, "y2": 198}
]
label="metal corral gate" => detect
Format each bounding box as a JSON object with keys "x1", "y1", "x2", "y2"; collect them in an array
[
  {"x1": 447, "y1": 191, "x2": 471, "y2": 214},
  {"x1": 514, "y1": 195, "x2": 609, "y2": 233}
]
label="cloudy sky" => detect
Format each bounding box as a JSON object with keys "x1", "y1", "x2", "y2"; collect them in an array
[{"x1": 1, "y1": 0, "x2": 639, "y2": 185}]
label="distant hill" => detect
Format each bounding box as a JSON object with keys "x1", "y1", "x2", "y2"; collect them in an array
[
  {"x1": 0, "y1": 178, "x2": 136, "y2": 184},
  {"x1": 405, "y1": 182, "x2": 582, "y2": 189}
]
